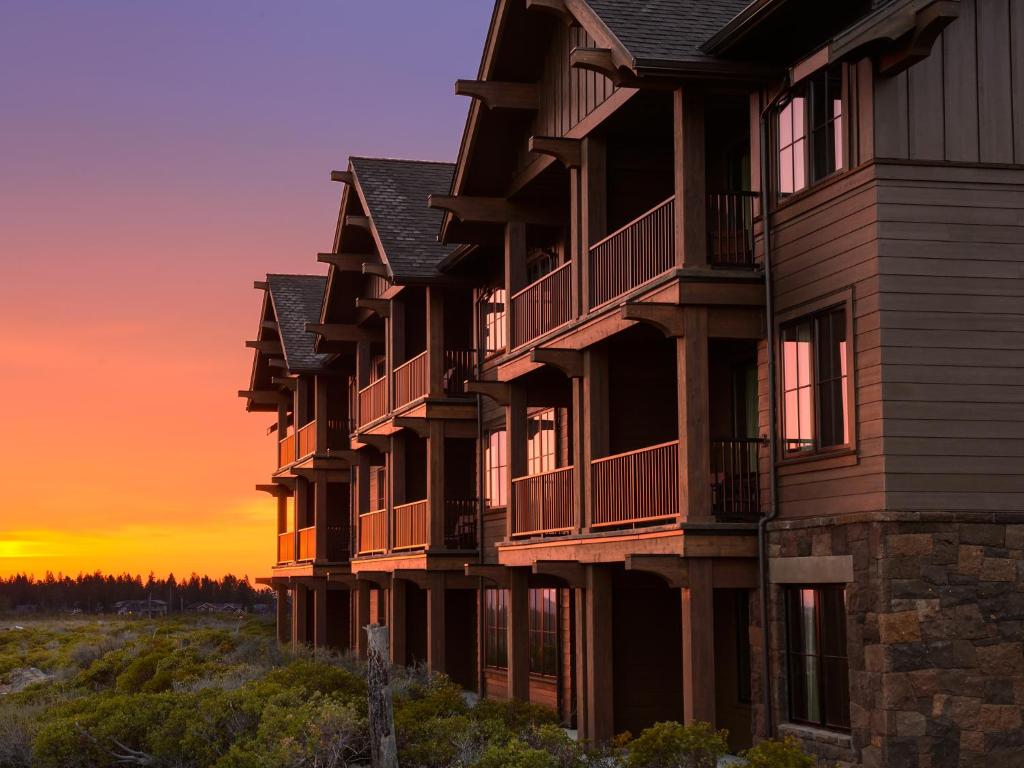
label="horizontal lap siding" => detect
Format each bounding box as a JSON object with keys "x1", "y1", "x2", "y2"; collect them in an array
[{"x1": 877, "y1": 165, "x2": 1024, "y2": 513}]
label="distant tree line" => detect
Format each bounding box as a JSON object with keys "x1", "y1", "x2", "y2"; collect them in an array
[{"x1": 0, "y1": 572, "x2": 271, "y2": 613}]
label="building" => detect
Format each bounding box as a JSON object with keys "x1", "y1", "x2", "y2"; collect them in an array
[{"x1": 246, "y1": 1, "x2": 1024, "y2": 765}]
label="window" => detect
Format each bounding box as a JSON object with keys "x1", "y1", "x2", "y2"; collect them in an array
[
  {"x1": 785, "y1": 586, "x2": 850, "y2": 731},
  {"x1": 484, "y1": 589, "x2": 508, "y2": 669},
  {"x1": 529, "y1": 588, "x2": 559, "y2": 677},
  {"x1": 485, "y1": 430, "x2": 508, "y2": 508},
  {"x1": 776, "y1": 66, "x2": 844, "y2": 198},
  {"x1": 369, "y1": 466, "x2": 387, "y2": 511},
  {"x1": 781, "y1": 306, "x2": 849, "y2": 455},
  {"x1": 370, "y1": 354, "x2": 387, "y2": 382},
  {"x1": 526, "y1": 409, "x2": 557, "y2": 476},
  {"x1": 479, "y1": 287, "x2": 507, "y2": 356},
  {"x1": 526, "y1": 245, "x2": 561, "y2": 284}
]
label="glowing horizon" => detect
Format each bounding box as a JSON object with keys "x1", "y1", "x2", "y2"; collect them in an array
[{"x1": 0, "y1": 1, "x2": 490, "y2": 579}]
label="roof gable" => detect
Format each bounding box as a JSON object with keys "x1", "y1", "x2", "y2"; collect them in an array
[{"x1": 266, "y1": 274, "x2": 330, "y2": 372}]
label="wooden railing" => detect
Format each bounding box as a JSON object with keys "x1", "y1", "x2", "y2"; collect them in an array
[
  {"x1": 589, "y1": 196, "x2": 675, "y2": 308},
  {"x1": 358, "y1": 509, "x2": 387, "y2": 555},
  {"x1": 358, "y1": 377, "x2": 388, "y2": 428},
  {"x1": 591, "y1": 440, "x2": 679, "y2": 528},
  {"x1": 326, "y1": 524, "x2": 349, "y2": 563},
  {"x1": 277, "y1": 433, "x2": 296, "y2": 469},
  {"x1": 511, "y1": 466, "x2": 575, "y2": 537},
  {"x1": 296, "y1": 422, "x2": 316, "y2": 461},
  {"x1": 510, "y1": 261, "x2": 573, "y2": 349},
  {"x1": 444, "y1": 498, "x2": 478, "y2": 550},
  {"x1": 711, "y1": 437, "x2": 764, "y2": 521},
  {"x1": 707, "y1": 192, "x2": 759, "y2": 267},
  {"x1": 297, "y1": 525, "x2": 316, "y2": 561},
  {"x1": 393, "y1": 351, "x2": 428, "y2": 409},
  {"x1": 277, "y1": 531, "x2": 295, "y2": 564},
  {"x1": 393, "y1": 499, "x2": 429, "y2": 551},
  {"x1": 443, "y1": 349, "x2": 476, "y2": 397}
]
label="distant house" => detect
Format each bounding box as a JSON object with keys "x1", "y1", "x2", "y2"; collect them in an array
[
  {"x1": 192, "y1": 602, "x2": 245, "y2": 614},
  {"x1": 113, "y1": 599, "x2": 167, "y2": 617}
]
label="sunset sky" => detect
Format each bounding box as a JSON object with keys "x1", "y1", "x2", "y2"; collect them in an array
[{"x1": 0, "y1": 2, "x2": 490, "y2": 580}]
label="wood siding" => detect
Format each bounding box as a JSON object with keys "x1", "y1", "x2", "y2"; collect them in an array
[{"x1": 874, "y1": 0, "x2": 1024, "y2": 164}]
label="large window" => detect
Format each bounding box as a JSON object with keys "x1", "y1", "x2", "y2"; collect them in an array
[
  {"x1": 785, "y1": 586, "x2": 850, "y2": 731},
  {"x1": 526, "y1": 409, "x2": 557, "y2": 476},
  {"x1": 529, "y1": 588, "x2": 559, "y2": 677},
  {"x1": 777, "y1": 66, "x2": 844, "y2": 197},
  {"x1": 780, "y1": 306, "x2": 849, "y2": 456},
  {"x1": 485, "y1": 429, "x2": 508, "y2": 508},
  {"x1": 479, "y1": 287, "x2": 507, "y2": 356},
  {"x1": 484, "y1": 589, "x2": 508, "y2": 669}
]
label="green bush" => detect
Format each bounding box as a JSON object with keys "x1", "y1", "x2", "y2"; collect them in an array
[
  {"x1": 741, "y1": 736, "x2": 815, "y2": 768},
  {"x1": 474, "y1": 737, "x2": 560, "y2": 768},
  {"x1": 625, "y1": 721, "x2": 729, "y2": 768}
]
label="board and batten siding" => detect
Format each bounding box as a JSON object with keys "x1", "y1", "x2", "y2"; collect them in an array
[
  {"x1": 874, "y1": 0, "x2": 1024, "y2": 164},
  {"x1": 875, "y1": 162, "x2": 1024, "y2": 513}
]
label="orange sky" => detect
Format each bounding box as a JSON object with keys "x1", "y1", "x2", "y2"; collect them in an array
[{"x1": 0, "y1": 2, "x2": 489, "y2": 580}]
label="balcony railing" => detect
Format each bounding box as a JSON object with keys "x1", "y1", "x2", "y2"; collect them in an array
[
  {"x1": 443, "y1": 349, "x2": 476, "y2": 397},
  {"x1": 707, "y1": 191, "x2": 758, "y2": 267},
  {"x1": 393, "y1": 351, "x2": 429, "y2": 409},
  {"x1": 277, "y1": 531, "x2": 295, "y2": 564},
  {"x1": 297, "y1": 525, "x2": 316, "y2": 561},
  {"x1": 392, "y1": 499, "x2": 429, "y2": 551},
  {"x1": 591, "y1": 440, "x2": 679, "y2": 528},
  {"x1": 326, "y1": 524, "x2": 350, "y2": 562},
  {"x1": 589, "y1": 196, "x2": 675, "y2": 308},
  {"x1": 711, "y1": 437, "x2": 764, "y2": 522},
  {"x1": 296, "y1": 422, "x2": 316, "y2": 461},
  {"x1": 358, "y1": 509, "x2": 387, "y2": 555},
  {"x1": 277, "y1": 433, "x2": 296, "y2": 469},
  {"x1": 445, "y1": 498, "x2": 478, "y2": 550},
  {"x1": 511, "y1": 261, "x2": 573, "y2": 349},
  {"x1": 511, "y1": 466, "x2": 575, "y2": 537},
  {"x1": 358, "y1": 377, "x2": 388, "y2": 428}
]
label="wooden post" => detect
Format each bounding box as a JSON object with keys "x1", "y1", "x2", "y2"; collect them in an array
[
  {"x1": 427, "y1": 286, "x2": 445, "y2": 398},
  {"x1": 389, "y1": 578, "x2": 407, "y2": 666},
  {"x1": 682, "y1": 559, "x2": 716, "y2": 724},
  {"x1": 585, "y1": 564, "x2": 613, "y2": 742},
  {"x1": 355, "y1": 581, "x2": 372, "y2": 659},
  {"x1": 505, "y1": 222, "x2": 527, "y2": 349},
  {"x1": 677, "y1": 307, "x2": 712, "y2": 521},
  {"x1": 507, "y1": 567, "x2": 530, "y2": 701},
  {"x1": 427, "y1": 420, "x2": 446, "y2": 548},
  {"x1": 569, "y1": 165, "x2": 583, "y2": 318},
  {"x1": 574, "y1": 586, "x2": 589, "y2": 736},
  {"x1": 275, "y1": 586, "x2": 289, "y2": 645},
  {"x1": 366, "y1": 625, "x2": 399, "y2": 768},
  {"x1": 315, "y1": 475, "x2": 328, "y2": 562},
  {"x1": 292, "y1": 585, "x2": 308, "y2": 646},
  {"x1": 505, "y1": 385, "x2": 527, "y2": 540},
  {"x1": 571, "y1": 377, "x2": 586, "y2": 533},
  {"x1": 674, "y1": 87, "x2": 707, "y2": 268},
  {"x1": 582, "y1": 349, "x2": 609, "y2": 532},
  {"x1": 427, "y1": 572, "x2": 446, "y2": 674},
  {"x1": 314, "y1": 374, "x2": 329, "y2": 451},
  {"x1": 277, "y1": 400, "x2": 289, "y2": 441},
  {"x1": 313, "y1": 582, "x2": 328, "y2": 649},
  {"x1": 389, "y1": 434, "x2": 405, "y2": 553},
  {"x1": 582, "y1": 136, "x2": 607, "y2": 314}
]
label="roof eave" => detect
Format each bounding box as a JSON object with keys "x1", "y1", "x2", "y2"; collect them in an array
[{"x1": 701, "y1": 0, "x2": 787, "y2": 56}]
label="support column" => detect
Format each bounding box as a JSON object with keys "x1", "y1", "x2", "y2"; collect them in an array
[
  {"x1": 585, "y1": 565, "x2": 613, "y2": 742},
  {"x1": 389, "y1": 434, "x2": 406, "y2": 553},
  {"x1": 505, "y1": 386, "x2": 527, "y2": 540},
  {"x1": 292, "y1": 585, "x2": 308, "y2": 646},
  {"x1": 426, "y1": 286, "x2": 445, "y2": 398},
  {"x1": 569, "y1": 166, "x2": 583, "y2": 317},
  {"x1": 504, "y1": 222, "x2": 527, "y2": 351},
  {"x1": 355, "y1": 580, "x2": 371, "y2": 659},
  {"x1": 314, "y1": 374, "x2": 330, "y2": 451},
  {"x1": 294, "y1": 479, "x2": 308, "y2": 559},
  {"x1": 682, "y1": 560, "x2": 716, "y2": 724},
  {"x1": 673, "y1": 87, "x2": 707, "y2": 268},
  {"x1": 574, "y1": 586, "x2": 589, "y2": 735},
  {"x1": 313, "y1": 582, "x2": 328, "y2": 649},
  {"x1": 676, "y1": 307, "x2": 712, "y2": 521},
  {"x1": 571, "y1": 377, "x2": 586, "y2": 533},
  {"x1": 427, "y1": 572, "x2": 446, "y2": 674},
  {"x1": 315, "y1": 475, "x2": 328, "y2": 562},
  {"x1": 390, "y1": 579, "x2": 407, "y2": 666},
  {"x1": 507, "y1": 567, "x2": 530, "y2": 701},
  {"x1": 581, "y1": 136, "x2": 607, "y2": 314},
  {"x1": 427, "y1": 420, "x2": 446, "y2": 548},
  {"x1": 276, "y1": 586, "x2": 289, "y2": 645},
  {"x1": 582, "y1": 349, "x2": 609, "y2": 532}
]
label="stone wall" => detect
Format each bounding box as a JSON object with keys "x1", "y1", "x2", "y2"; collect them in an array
[{"x1": 765, "y1": 515, "x2": 1024, "y2": 768}]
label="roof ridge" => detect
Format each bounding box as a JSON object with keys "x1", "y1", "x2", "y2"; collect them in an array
[{"x1": 350, "y1": 156, "x2": 455, "y2": 167}]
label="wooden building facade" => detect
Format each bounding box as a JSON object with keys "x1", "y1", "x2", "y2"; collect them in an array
[{"x1": 243, "y1": 1, "x2": 1024, "y2": 765}]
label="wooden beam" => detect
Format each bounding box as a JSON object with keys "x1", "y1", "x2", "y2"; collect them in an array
[
  {"x1": 356, "y1": 571, "x2": 391, "y2": 588},
  {"x1": 712, "y1": 559, "x2": 759, "y2": 589},
  {"x1": 330, "y1": 170, "x2": 354, "y2": 184},
  {"x1": 625, "y1": 554, "x2": 689, "y2": 588},
  {"x1": 305, "y1": 323, "x2": 383, "y2": 343},
  {"x1": 345, "y1": 215, "x2": 371, "y2": 232},
  {"x1": 531, "y1": 348, "x2": 584, "y2": 378},
  {"x1": 355, "y1": 298, "x2": 390, "y2": 318},
  {"x1": 532, "y1": 560, "x2": 587, "y2": 587},
  {"x1": 393, "y1": 417, "x2": 429, "y2": 438},
  {"x1": 427, "y1": 195, "x2": 562, "y2": 226},
  {"x1": 529, "y1": 136, "x2": 582, "y2": 168},
  {"x1": 317, "y1": 252, "x2": 372, "y2": 271},
  {"x1": 253, "y1": 280, "x2": 269, "y2": 291},
  {"x1": 255, "y1": 484, "x2": 285, "y2": 497},
  {"x1": 246, "y1": 339, "x2": 282, "y2": 353},
  {"x1": 261, "y1": 320, "x2": 278, "y2": 332},
  {"x1": 464, "y1": 381, "x2": 510, "y2": 406},
  {"x1": 465, "y1": 564, "x2": 510, "y2": 587},
  {"x1": 621, "y1": 302, "x2": 685, "y2": 337},
  {"x1": 525, "y1": 0, "x2": 575, "y2": 24},
  {"x1": 393, "y1": 569, "x2": 433, "y2": 589},
  {"x1": 272, "y1": 376, "x2": 297, "y2": 389},
  {"x1": 238, "y1": 389, "x2": 286, "y2": 405},
  {"x1": 356, "y1": 433, "x2": 390, "y2": 452},
  {"x1": 454, "y1": 79, "x2": 539, "y2": 110},
  {"x1": 570, "y1": 48, "x2": 619, "y2": 80},
  {"x1": 361, "y1": 262, "x2": 390, "y2": 277},
  {"x1": 267, "y1": 358, "x2": 288, "y2": 369}
]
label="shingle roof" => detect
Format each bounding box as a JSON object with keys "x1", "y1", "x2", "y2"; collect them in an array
[
  {"x1": 584, "y1": 0, "x2": 752, "y2": 66},
  {"x1": 350, "y1": 157, "x2": 456, "y2": 281},
  {"x1": 266, "y1": 274, "x2": 330, "y2": 372}
]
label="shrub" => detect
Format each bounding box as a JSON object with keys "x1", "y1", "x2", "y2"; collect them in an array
[
  {"x1": 625, "y1": 721, "x2": 729, "y2": 768},
  {"x1": 474, "y1": 738, "x2": 560, "y2": 768},
  {"x1": 741, "y1": 736, "x2": 815, "y2": 768}
]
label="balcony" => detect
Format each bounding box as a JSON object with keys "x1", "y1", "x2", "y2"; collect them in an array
[
  {"x1": 710, "y1": 437, "x2": 763, "y2": 521},
  {"x1": 392, "y1": 499, "x2": 428, "y2": 550},
  {"x1": 278, "y1": 433, "x2": 296, "y2": 469},
  {"x1": 442, "y1": 349, "x2": 476, "y2": 397},
  {"x1": 296, "y1": 525, "x2": 316, "y2": 561},
  {"x1": 591, "y1": 441, "x2": 678, "y2": 528},
  {"x1": 511, "y1": 466, "x2": 576, "y2": 537},
  {"x1": 296, "y1": 422, "x2": 316, "y2": 462},
  {"x1": 394, "y1": 352, "x2": 428, "y2": 409},
  {"x1": 390, "y1": 498, "x2": 478, "y2": 552},
  {"x1": 277, "y1": 419, "x2": 350, "y2": 469},
  {"x1": 589, "y1": 196, "x2": 675, "y2": 308},
  {"x1": 277, "y1": 531, "x2": 295, "y2": 564},
  {"x1": 511, "y1": 261, "x2": 573, "y2": 349},
  {"x1": 358, "y1": 509, "x2": 387, "y2": 555},
  {"x1": 358, "y1": 377, "x2": 388, "y2": 428},
  {"x1": 707, "y1": 192, "x2": 758, "y2": 267}
]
